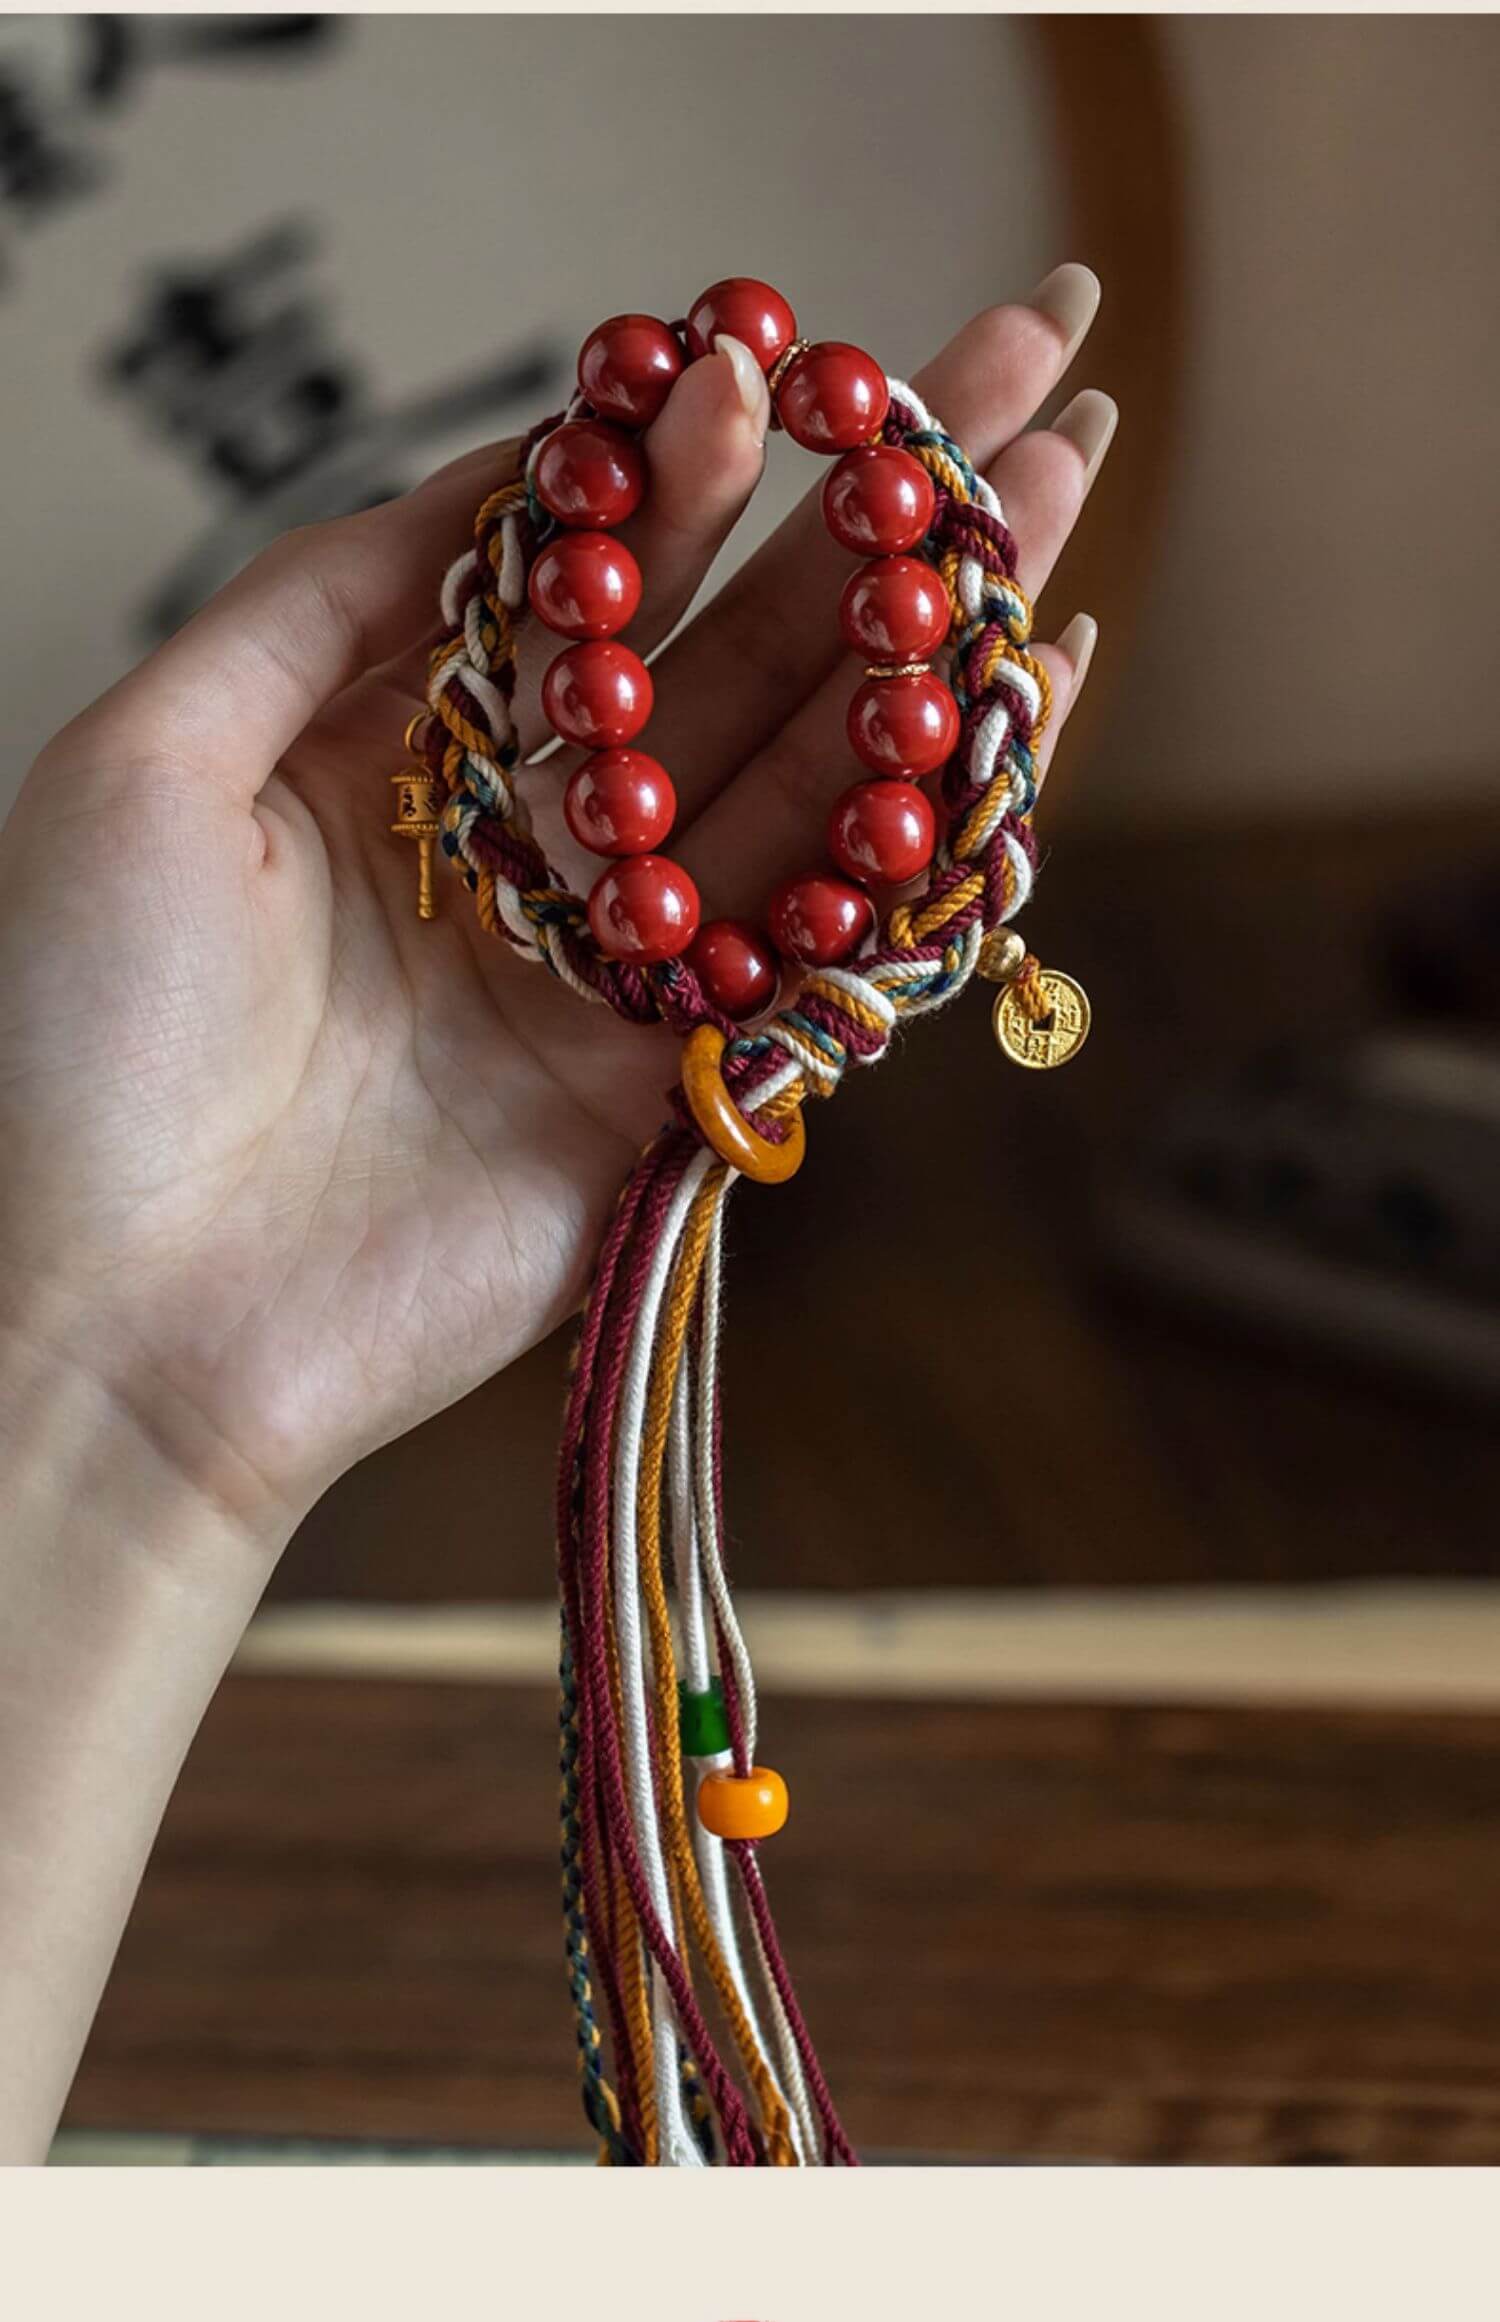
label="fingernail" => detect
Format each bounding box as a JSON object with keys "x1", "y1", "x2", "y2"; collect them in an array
[
  {"x1": 1053, "y1": 388, "x2": 1118, "y2": 490},
  {"x1": 1056, "y1": 613, "x2": 1098, "y2": 693},
  {"x1": 1029, "y1": 263, "x2": 1101, "y2": 365},
  {"x1": 714, "y1": 332, "x2": 771, "y2": 446}
]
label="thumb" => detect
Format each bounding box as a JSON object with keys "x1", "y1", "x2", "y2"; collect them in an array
[{"x1": 48, "y1": 437, "x2": 527, "y2": 808}]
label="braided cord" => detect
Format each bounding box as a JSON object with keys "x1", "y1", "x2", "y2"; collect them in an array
[
  {"x1": 558, "y1": 1638, "x2": 631, "y2": 2163},
  {"x1": 721, "y1": 384, "x2": 1050, "y2": 1128}
]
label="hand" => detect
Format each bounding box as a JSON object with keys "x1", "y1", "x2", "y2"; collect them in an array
[{"x1": 0, "y1": 269, "x2": 1114, "y2": 1554}]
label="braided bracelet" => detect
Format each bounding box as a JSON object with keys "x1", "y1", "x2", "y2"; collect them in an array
[{"x1": 389, "y1": 278, "x2": 1091, "y2": 2165}]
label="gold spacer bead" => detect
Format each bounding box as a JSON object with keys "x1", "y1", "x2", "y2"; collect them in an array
[
  {"x1": 864, "y1": 660, "x2": 932, "y2": 682},
  {"x1": 765, "y1": 337, "x2": 811, "y2": 423},
  {"x1": 978, "y1": 927, "x2": 1028, "y2": 984}
]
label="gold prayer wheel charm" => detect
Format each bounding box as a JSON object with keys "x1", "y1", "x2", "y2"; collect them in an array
[
  {"x1": 390, "y1": 768, "x2": 444, "y2": 921},
  {"x1": 982, "y1": 931, "x2": 1091, "y2": 1069}
]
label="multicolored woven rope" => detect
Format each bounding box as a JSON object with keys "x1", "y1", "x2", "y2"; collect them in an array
[{"x1": 421, "y1": 376, "x2": 1052, "y2": 2167}]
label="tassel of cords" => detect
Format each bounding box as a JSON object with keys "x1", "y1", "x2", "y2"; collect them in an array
[{"x1": 556, "y1": 1126, "x2": 856, "y2": 2166}]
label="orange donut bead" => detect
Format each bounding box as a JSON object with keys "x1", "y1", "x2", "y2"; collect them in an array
[
  {"x1": 681, "y1": 1024, "x2": 805, "y2": 1185},
  {"x1": 696, "y1": 1765, "x2": 789, "y2": 1842}
]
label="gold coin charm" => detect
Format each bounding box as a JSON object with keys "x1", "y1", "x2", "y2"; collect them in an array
[{"x1": 992, "y1": 968, "x2": 1092, "y2": 1069}]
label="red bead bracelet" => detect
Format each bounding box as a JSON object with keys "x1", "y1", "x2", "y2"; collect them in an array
[
  {"x1": 406, "y1": 275, "x2": 1080, "y2": 1094},
  {"x1": 513, "y1": 276, "x2": 965, "y2": 1005}
]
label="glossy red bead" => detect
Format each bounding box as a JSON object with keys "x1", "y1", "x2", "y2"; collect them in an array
[
  {"x1": 534, "y1": 419, "x2": 645, "y2": 530},
  {"x1": 767, "y1": 871, "x2": 874, "y2": 967},
  {"x1": 827, "y1": 779, "x2": 936, "y2": 886},
  {"x1": 564, "y1": 749, "x2": 676, "y2": 858},
  {"x1": 578, "y1": 313, "x2": 683, "y2": 430},
  {"x1": 776, "y1": 341, "x2": 890, "y2": 455},
  {"x1": 588, "y1": 855, "x2": 701, "y2": 963},
  {"x1": 822, "y1": 444, "x2": 937, "y2": 555},
  {"x1": 847, "y1": 670, "x2": 960, "y2": 778},
  {"x1": 541, "y1": 641, "x2": 653, "y2": 749},
  {"x1": 528, "y1": 532, "x2": 642, "y2": 641},
  {"x1": 686, "y1": 918, "x2": 780, "y2": 1021},
  {"x1": 685, "y1": 278, "x2": 797, "y2": 371},
  {"x1": 839, "y1": 555, "x2": 950, "y2": 663}
]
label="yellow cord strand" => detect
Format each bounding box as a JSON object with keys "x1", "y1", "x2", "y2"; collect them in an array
[{"x1": 634, "y1": 1169, "x2": 797, "y2": 2166}]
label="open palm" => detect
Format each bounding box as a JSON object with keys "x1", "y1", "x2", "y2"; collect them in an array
[{"x1": 0, "y1": 276, "x2": 1112, "y2": 1545}]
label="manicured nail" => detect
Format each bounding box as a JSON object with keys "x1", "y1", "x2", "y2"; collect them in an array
[
  {"x1": 1056, "y1": 613, "x2": 1098, "y2": 693},
  {"x1": 714, "y1": 332, "x2": 771, "y2": 445},
  {"x1": 1029, "y1": 263, "x2": 1101, "y2": 365},
  {"x1": 1053, "y1": 388, "x2": 1118, "y2": 490}
]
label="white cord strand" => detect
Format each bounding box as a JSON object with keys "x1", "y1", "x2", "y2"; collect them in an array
[
  {"x1": 667, "y1": 1355, "x2": 712, "y2": 1696},
  {"x1": 692, "y1": 1197, "x2": 759, "y2": 1766},
  {"x1": 667, "y1": 1326, "x2": 809, "y2": 2163},
  {"x1": 730, "y1": 1852, "x2": 823, "y2": 2165},
  {"x1": 611, "y1": 1142, "x2": 715, "y2": 2166}
]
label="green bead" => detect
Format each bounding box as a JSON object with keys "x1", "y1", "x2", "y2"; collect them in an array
[{"x1": 677, "y1": 1677, "x2": 730, "y2": 1757}]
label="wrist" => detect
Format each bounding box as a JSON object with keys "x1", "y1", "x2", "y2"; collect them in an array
[
  {"x1": 0, "y1": 1309, "x2": 306, "y2": 2154},
  {"x1": 0, "y1": 1309, "x2": 302, "y2": 1583},
  {"x1": 0, "y1": 1319, "x2": 298, "y2": 2161}
]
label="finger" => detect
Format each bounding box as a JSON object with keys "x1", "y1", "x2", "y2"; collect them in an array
[
  {"x1": 1032, "y1": 614, "x2": 1098, "y2": 791},
  {"x1": 336, "y1": 301, "x2": 1092, "y2": 799},
  {"x1": 630, "y1": 264, "x2": 1102, "y2": 819},
  {"x1": 676, "y1": 393, "x2": 1117, "y2": 907},
  {"x1": 677, "y1": 607, "x2": 1099, "y2": 938},
  {"x1": 52, "y1": 439, "x2": 524, "y2": 804},
  {"x1": 367, "y1": 341, "x2": 769, "y2": 750},
  {"x1": 993, "y1": 389, "x2": 1119, "y2": 597}
]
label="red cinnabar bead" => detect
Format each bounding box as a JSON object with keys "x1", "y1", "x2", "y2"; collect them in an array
[
  {"x1": 564, "y1": 749, "x2": 676, "y2": 858},
  {"x1": 686, "y1": 918, "x2": 780, "y2": 1021},
  {"x1": 529, "y1": 532, "x2": 642, "y2": 640},
  {"x1": 578, "y1": 313, "x2": 683, "y2": 430},
  {"x1": 541, "y1": 641, "x2": 653, "y2": 749},
  {"x1": 588, "y1": 855, "x2": 701, "y2": 963},
  {"x1": 822, "y1": 444, "x2": 936, "y2": 555},
  {"x1": 839, "y1": 555, "x2": 951, "y2": 663},
  {"x1": 768, "y1": 871, "x2": 874, "y2": 967},
  {"x1": 847, "y1": 670, "x2": 960, "y2": 778},
  {"x1": 534, "y1": 419, "x2": 645, "y2": 530},
  {"x1": 777, "y1": 342, "x2": 890, "y2": 455},
  {"x1": 828, "y1": 779, "x2": 936, "y2": 886},
  {"x1": 685, "y1": 278, "x2": 797, "y2": 371}
]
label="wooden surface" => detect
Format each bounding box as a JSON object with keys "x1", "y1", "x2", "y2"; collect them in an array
[
  {"x1": 65, "y1": 1672, "x2": 1500, "y2": 2164},
  {"x1": 275, "y1": 809, "x2": 1500, "y2": 1606}
]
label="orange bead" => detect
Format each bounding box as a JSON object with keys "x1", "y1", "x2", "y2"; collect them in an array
[{"x1": 696, "y1": 1765, "x2": 789, "y2": 1842}]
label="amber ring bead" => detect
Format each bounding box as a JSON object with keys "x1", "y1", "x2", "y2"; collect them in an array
[
  {"x1": 697, "y1": 1765, "x2": 790, "y2": 1842},
  {"x1": 681, "y1": 1024, "x2": 806, "y2": 1185}
]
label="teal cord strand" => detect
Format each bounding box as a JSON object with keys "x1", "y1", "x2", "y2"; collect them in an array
[{"x1": 558, "y1": 1631, "x2": 630, "y2": 2161}]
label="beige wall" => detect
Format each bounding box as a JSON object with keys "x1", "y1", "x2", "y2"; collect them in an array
[
  {"x1": 1106, "y1": 14, "x2": 1499, "y2": 827},
  {"x1": 0, "y1": 15, "x2": 1055, "y2": 813},
  {"x1": 1, "y1": 16, "x2": 1494, "y2": 832}
]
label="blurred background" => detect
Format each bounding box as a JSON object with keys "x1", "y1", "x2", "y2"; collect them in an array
[{"x1": 7, "y1": 12, "x2": 1500, "y2": 2166}]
